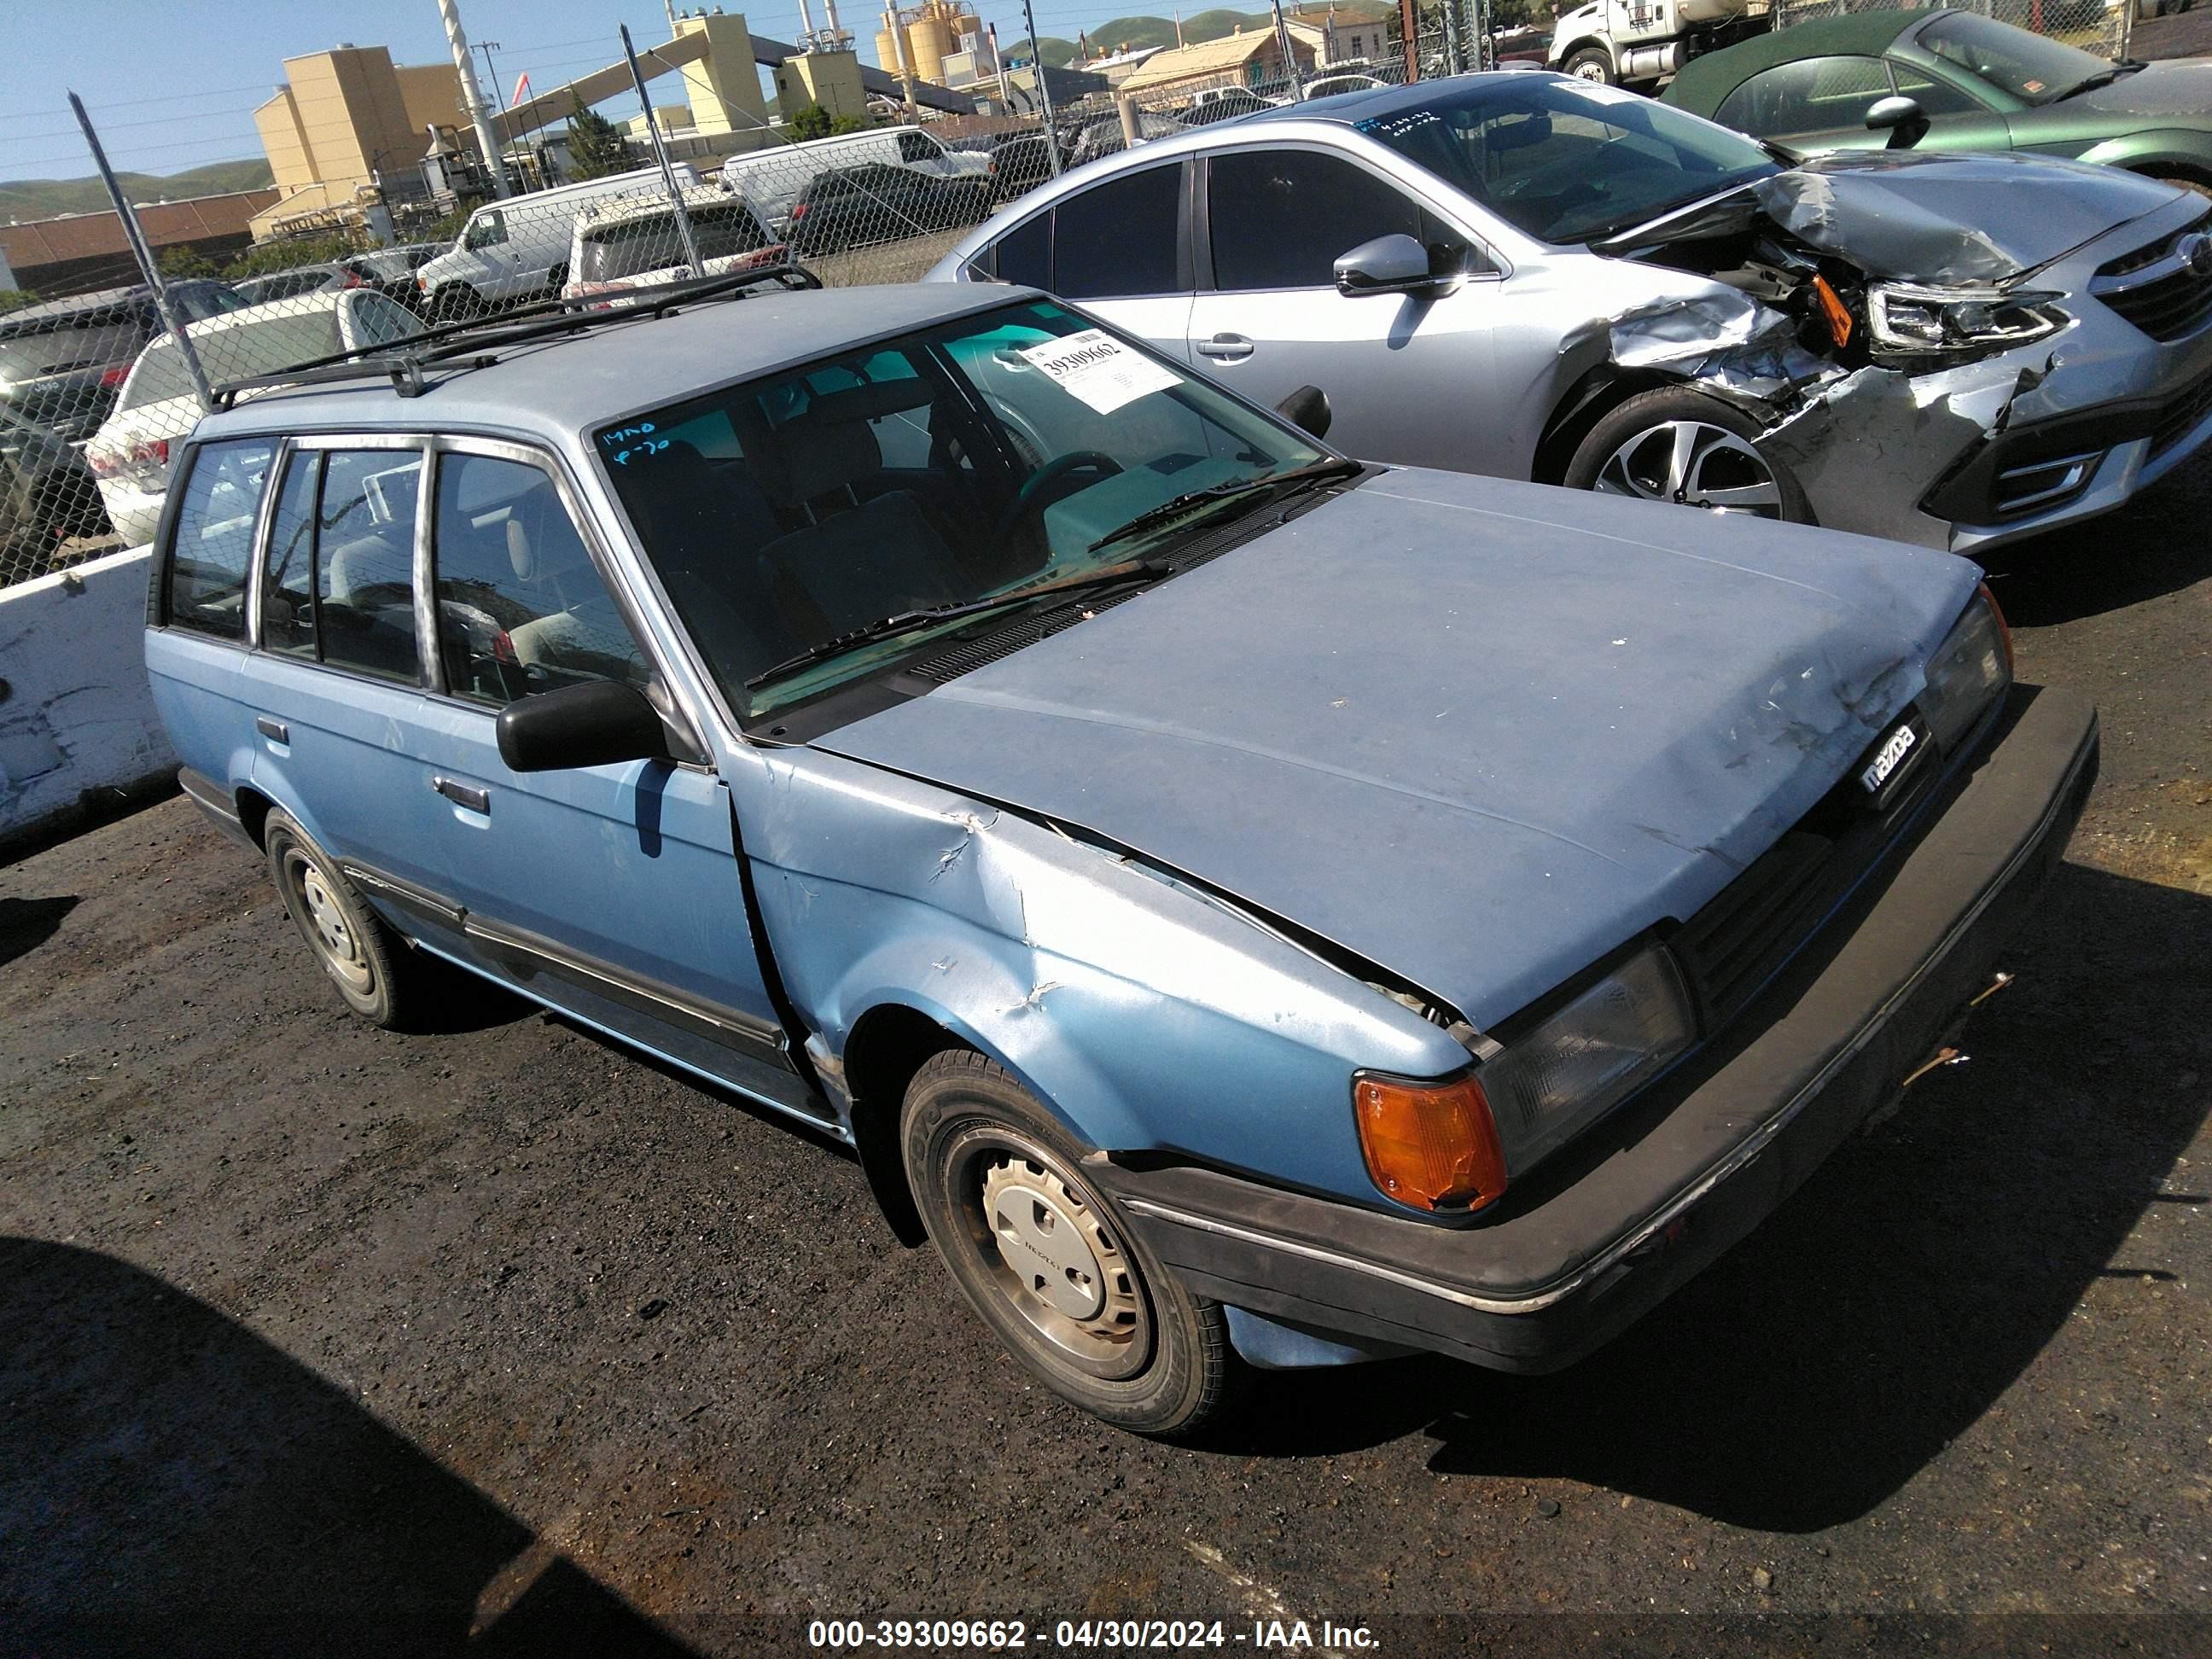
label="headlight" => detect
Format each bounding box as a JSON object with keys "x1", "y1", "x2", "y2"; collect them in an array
[
  {"x1": 1356, "y1": 943, "x2": 1697, "y2": 1211},
  {"x1": 1866, "y1": 283, "x2": 2066, "y2": 355},
  {"x1": 1476, "y1": 944, "x2": 1697, "y2": 1174},
  {"x1": 1919, "y1": 584, "x2": 2012, "y2": 754}
]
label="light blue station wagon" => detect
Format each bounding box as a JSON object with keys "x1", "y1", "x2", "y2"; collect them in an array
[{"x1": 147, "y1": 274, "x2": 2096, "y2": 1433}]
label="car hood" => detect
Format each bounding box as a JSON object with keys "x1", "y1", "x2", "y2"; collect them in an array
[
  {"x1": 2058, "y1": 57, "x2": 2212, "y2": 119},
  {"x1": 1749, "y1": 149, "x2": 2182, "y2": 282},
  {"x1": 813, "y1": 469, "x2": 1979, "y2": 1029}
]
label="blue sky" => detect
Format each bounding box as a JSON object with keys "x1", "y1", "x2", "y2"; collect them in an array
[{"x1": 0, "y1": 0, "x2": 1132, "y2": 185}]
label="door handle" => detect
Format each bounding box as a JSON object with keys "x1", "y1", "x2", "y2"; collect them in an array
[
  {"x1": 254, "y1": 715, "x2": 288, "y2": 743},
  {"x1": 434, "y1": 776, "x2": 490, "y2": 814},
  {"x1": 1196, "y1": 333, "x2": 1254, "y2": 362}
]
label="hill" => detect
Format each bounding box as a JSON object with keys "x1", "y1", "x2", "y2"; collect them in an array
[
  {"x1": 1071, "y1": 12, "x2": 1272, "y2": 55},
  {"x1": 0, "y1": 159, "x2": 273, "y2": 224}
]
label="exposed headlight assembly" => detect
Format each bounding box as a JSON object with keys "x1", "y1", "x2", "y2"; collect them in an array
[
  {"x1": 1918, "y1": 583, "x2": 2013, "y2": 754},
  {"x1": 1355, "y1": 944, "x2": 1697, "y2": 1212},
  {"x1": 1866, "y1": 282, "x2": 2067, "y2": 355}
]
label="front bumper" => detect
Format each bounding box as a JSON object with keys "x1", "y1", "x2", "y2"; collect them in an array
[{"x1": 1095, "y1": 683, "x2": 2098, "y2": 1374}]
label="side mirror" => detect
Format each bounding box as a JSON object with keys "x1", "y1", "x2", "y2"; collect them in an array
[
  {"x1": 1275, "y1": 384, "x2": 1333, "y2": 442},
  {"x1": 1866, "y1": 96, "x2": 1930, "y2": 151},
  {"x1": 496, "y1": 679, "x2": 671, "y2": 773},
  {"x1": 1335, "y1": 233, "x2": 1461, "y2": 300}
]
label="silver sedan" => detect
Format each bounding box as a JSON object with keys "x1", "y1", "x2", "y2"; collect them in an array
[{"x1": 928, "y1": 73, "x2": 2212, "y2": 554}]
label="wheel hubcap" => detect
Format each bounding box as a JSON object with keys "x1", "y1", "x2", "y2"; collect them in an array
[
  {"x1": 1595, "y1": 420, "x2": 1784, "y2": 518},
  {"x1": 1574, "y1": 61, "x2": 1609, "y2": 81},
  {"x1": 966, "y1": 1144, "x2": 1148, "y2": 1378},
  {"x1": 288, "y1": 853, "x2": 373, "y2": 994}
]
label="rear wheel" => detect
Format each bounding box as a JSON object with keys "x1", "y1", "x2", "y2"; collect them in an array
[
  {"x1": 265, "y1": 809, "x2": 421, "y2": 1029},
  {"x1": 1564, "y1": 387, "x2": 1813, "y2": 523},
  {"x1": 1563, "y1": 47, "x2": 1616, "y2": 84},
  {"x1": 900, "y1": 1049, "x2": 1236, "y2": 1437}
]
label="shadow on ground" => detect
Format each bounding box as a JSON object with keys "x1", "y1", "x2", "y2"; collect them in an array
[
  {"x1": 1208, "y1": 859, "x2": 2211, "y2": 1531},
  {"x1": 1986, "y1": 462, "x2": 2212, "y2": 626},
  {"x1": 0, "y1": 1238, "x2": 696, "y2": 1658},
  {"x1": 0, "y1": 894, "x2": 79, "y2": 969}
]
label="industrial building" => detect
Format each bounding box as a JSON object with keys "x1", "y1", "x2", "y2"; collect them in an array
[{"x1": 1115, "y1": 29, "x2": 1318, "y2": 101}]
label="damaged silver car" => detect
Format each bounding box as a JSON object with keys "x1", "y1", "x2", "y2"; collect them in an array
[{"x1": 929, "y1": 71, "x2": 2212, "y2": 554}]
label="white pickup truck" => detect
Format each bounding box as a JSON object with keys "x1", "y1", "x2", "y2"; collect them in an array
[{"x1": 1548, "y1": 0, "x2": 1770, "y2": 91}]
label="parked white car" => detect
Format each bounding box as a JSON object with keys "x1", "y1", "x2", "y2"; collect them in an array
[
  {"x1": 414, "y1": 165, "x2": 702, "y2": 319},
  {"x1": 86, "y1": 290, "x2": 419, "y2": 548},
  {"x1": 560, "y1": 188, "x2": 789, "y2": 303},
  {"x1": 719, "y1": 124, "x2": 990, "y2": 230}
]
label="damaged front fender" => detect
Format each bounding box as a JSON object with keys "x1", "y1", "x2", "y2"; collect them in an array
[{"x1": 731, "y1": 746, "x2": 1467, "y2": 1196}]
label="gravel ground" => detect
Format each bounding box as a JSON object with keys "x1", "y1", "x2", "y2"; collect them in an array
[{"x1": 2, "y1": 457, "x2": 2208, "y2": 1654}]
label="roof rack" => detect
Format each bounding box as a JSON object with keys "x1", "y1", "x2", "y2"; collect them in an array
[{"x1": 207, "y1": 262, "x2": 823, "y2": 411}]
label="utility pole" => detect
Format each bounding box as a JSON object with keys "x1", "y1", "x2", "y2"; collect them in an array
[
  {"x1": 1442, "y1": 0, "x2": 1461, "y2": 75},
  {"x1": 620, "y1": 25, "x2": 702, "y2": 277},
  {"x1": 1270, "y1": 0, "x2": 1304, "y2": 100},
  {"x1": 472, "y1": 40, "x2": 506, "y2": 112},
  {"x1": 1021, "y1": 0, "x2": 1061, "y2": 176},
  {"x1": 437, "y1": 0, "x2": 512, "y2": 197},
  {"x1": 69, "y1": 92, "x2": 213, "y2": 411}
]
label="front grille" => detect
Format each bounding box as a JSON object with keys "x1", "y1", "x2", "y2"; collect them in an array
[
  {"x1": 1671, "y1": 728, "x2": 1941, "y2": 1029},
  {"x1": 906, "y1": 586, "x2": 1144, "y2": 684},
  {"x1": 2151, "y1": 366, "x2": 2212, "y2": 457},
  {"x1": 2095, "y1": 213, "x2": 2212, "y2": 342},
  {"x1": 2098, "y1": 212, "x2": 2208, "y2": 278},
  {"x1": 2101, "y1": 266, "x2": 2212, "y2": 341}
]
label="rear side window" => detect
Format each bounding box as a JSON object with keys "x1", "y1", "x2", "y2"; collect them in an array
[
  {"x1": 991, "y1": 213, "x2": 1052, "y2": 288},
  {"x1": 315, "y1": 450, "x2": 424, "y2": 684},
  {"x1": 432, "y1": 453, "x2": 651, "y2": 707},
  {"x1": 897, "y1": 131, "x2": 942, "y2": 164},
  {"x1": 164, "y1": 439, "x2": 274, "y2": 640},
  {"x1": 1051, "y1": 164, "x2": 1182, "y2": 300},
  {"x1": 1207, "y1": 150, "x2": 1460, "y2": 291}
]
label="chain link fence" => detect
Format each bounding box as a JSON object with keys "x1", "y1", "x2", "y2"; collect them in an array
[{"x1": 1773, "y1": 0, "x2": 2133, "y2": 57}]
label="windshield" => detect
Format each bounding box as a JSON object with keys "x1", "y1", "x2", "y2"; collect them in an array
[
  {"x1": 598, "y1": 298, "x2": 1330, "y2": 719},
  {"x1": 121, "y1": 310, "x2": 344, "y2": 410},
  {"x1": 1357, "y1": 75, "x2": 1777, "y2": 245},
  {"x1": 579, "y1": 201, "x2": 772, "y2": 282},
  {"x1": 1918, "y1": 14, "x2": 2112, "y2": 105}
]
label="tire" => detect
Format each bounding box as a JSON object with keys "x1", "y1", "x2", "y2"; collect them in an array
[
  {"x1": 1563, "y1": 46, "x2": 1616, "y2": 84},
  {"x1": 2150, "y1": 172, "x2": 2212, "y2": 198},
  {"x1": 1563, "y1": 387, "x2": 1813, "y2": 523},
  {"x1": 264, "y1": 809, "x2": 420, "y2": 1029},
  {"x1": 429, "y1": 285, "x2": 482, "y2": 323},
  {"x1": 900, "y1": 1049, "x2": 1237, "y2": 1437},
  {"x1": 544, "y1": 263, "x2": 568, "y2": 295}
]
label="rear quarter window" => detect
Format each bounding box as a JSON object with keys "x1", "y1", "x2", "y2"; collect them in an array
[{"x1": 163, "y1": 438, "x2": 275, "y2": 640}]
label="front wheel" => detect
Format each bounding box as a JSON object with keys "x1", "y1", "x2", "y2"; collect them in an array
[
  {"x1": 1563, "y1": 47, "x2": 1616, "y2": 84},
  {"x1": 1563, "y1": 387, "x2": 1813, "y2": 523},
  {"x1": 900, "y1": 1050, "x2": 1237, "y2": 1436}
]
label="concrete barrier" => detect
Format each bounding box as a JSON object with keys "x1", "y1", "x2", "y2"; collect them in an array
[{"x1": 0, "y1": 545, "x2": 176, "y2": 853}]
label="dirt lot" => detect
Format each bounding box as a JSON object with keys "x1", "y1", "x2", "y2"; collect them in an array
[{"x1": 3, "y1": 457, "x2": 2208, "y2": 1653}]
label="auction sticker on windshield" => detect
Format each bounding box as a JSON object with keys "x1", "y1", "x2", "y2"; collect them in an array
[{"x1": 1018, "y1": 329, "x2": 1180, "y2": 414}]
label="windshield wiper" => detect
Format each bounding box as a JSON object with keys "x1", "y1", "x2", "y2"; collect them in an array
[
  {"x1": 741, "y1": 557, "x2": 1177, "y2": 690},
  {"x1": 2058, "y1": 61, "x2": 2144, "y2": 100},
  {"x1": 1086, "y1": 457, "x2": 1361, "y2": 554}
]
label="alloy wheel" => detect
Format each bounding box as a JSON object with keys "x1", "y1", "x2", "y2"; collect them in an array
[{"x1": 1594, "y1": 420, "x2": 1784, "y2": 517}]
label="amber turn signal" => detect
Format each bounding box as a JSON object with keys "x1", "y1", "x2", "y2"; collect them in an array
[
  {"x1": 1353, "y1": 1074, "x2": 1509, "y2": 1214},
  {"x1": 1813, "y1": 275, "x2": 1854, "y2": 350}
]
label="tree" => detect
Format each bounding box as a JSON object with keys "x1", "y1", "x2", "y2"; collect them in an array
[
  {"x1": 566, "y1": 95, "x2": 632, "y2": 181},
  {"x1": 829, "y1": 114, "x2": 870, "y2": 135},
  {"x1": 157, "y1": 245, "x2": 218, "y2": 280},
  {"x1": 788, "y1": 102, "x2": 834, "y2": 142}
]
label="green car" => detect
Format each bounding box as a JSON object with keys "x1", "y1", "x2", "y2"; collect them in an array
[{"x1": 1662, "y1": 9, "x2": 2212, "y2": 193}]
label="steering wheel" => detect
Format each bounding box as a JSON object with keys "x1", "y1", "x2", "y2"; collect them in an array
[{"x1": 993, "y1": 450, "x2": 1124, "y2": 544}]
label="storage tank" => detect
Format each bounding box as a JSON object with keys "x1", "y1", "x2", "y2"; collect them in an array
[
  {"x1": 905, "y1": 15, "x2": 952, "y2": 85},
  {"x1": 876, "y1": 25, "x2": 901, "y2": 73}
]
